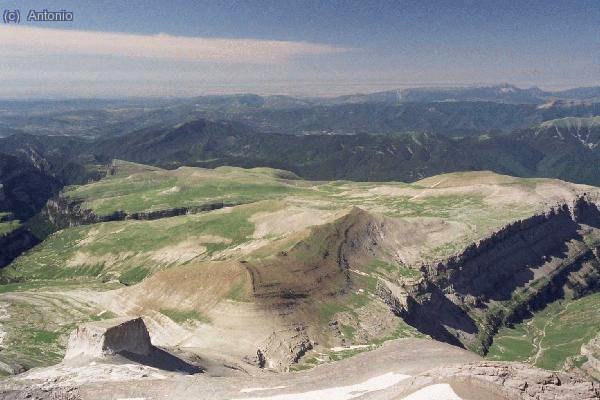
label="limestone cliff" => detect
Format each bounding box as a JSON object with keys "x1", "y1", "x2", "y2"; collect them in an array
[
  {"x1": 377, "y1": 195, "x2": 600, "y2": 353},
  {"x1": 42, "y1": 193, "x2": 230, "y2": 230},
  {"x1": 64, "y1": 317, "x2": 152, "y2": 360}
]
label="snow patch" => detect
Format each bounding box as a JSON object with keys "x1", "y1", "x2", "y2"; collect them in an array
[
  {"x1": 401, "y1": 383, "x2": 462, "y2": 400},
  {"x1": 241, "y1": 386, "x2": 288, "y2": 393},
  {"x1": 330, "y1": 345, "x2": 371, "y2": 352},
  {"x1": 234, "y1": 372, "x2": 410, "y2": 400}
]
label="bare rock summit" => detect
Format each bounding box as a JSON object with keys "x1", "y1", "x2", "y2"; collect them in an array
[{"x1": 64, "y1": 317, "x2": 152, "y2": 360}]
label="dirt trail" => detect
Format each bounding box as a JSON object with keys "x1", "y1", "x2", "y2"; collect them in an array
[{"x1": 531, "y1": 301, "x2": 573, "y2": 366}]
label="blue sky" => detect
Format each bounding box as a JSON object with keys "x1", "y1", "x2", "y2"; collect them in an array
[{"x1": 0, "y1": 0, "x2": 598, "y2": 98}]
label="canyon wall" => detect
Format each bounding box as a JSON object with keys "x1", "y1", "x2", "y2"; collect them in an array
[
  {"x1": 42, "y1": 193, "x2": 231, "y2": 230},
  {"x1": 377, "y1": 195, "x2": 600, "y2": 353}
]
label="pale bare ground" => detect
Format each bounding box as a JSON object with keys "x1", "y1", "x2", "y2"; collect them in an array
[
  {"x1": 76, "y1": 227, "x2": 101, "y2": 246},
  {"x1": 0, "y1": 302, "x2": 10, "y2": 346},
  {"x1": 3, "y1": 169, "x2": 600, "y2": 398},
  {"x1": 367, "y1": 171, "x2": 592, "y2": 211},
  {"x1": 533, "y1": 180, "x2": 597, "y2": 203},
  {"x1": 83, "y1": 297, "x2": 278, "y2": 362},
  {"x1": 22, "y1": 362, "x2": 169, "y2": 385},
  {"x1": 4, "y1": 338, "x2": 484, "y2": 400},
  {"x1": 149, "y1": 239, "x2": 207, "y2": 264},
  {"x1": 70, "y1": 232, "x2": 233, "y2": 270},
  {"x1": 366, "y1": 182, "x2": 531, "y2": 209},
  {"x1": 65, "y1": 289, "x2": 193, "y2": 349},
  {"x1": 64, "y1": 260, "x2": 278, "y2": 361},
  {"x1": 67, "y1": 251, "x2": 136, "y2": 269},
  {"x1": 379, "y1": 217, "x2": 468, "y2": 264},
  {"x1": 176, "y1": 301, "x2": 281, "y2": 359},
  {"x1": 416, "y1": 171, "x2": 520, "y2": 187},
  {"x1": 250, "y1": 205, "x2": 337, "y2": 239},
  {"x1": 67, "y1": 170, "x2": 600, "y2": 277},
  {"x1": 158, "y1": 186, "x2": 181, "y2": 195},
  {"x1": 13, "y1": 171, "x2": 598, "y2": 372},
  {"x1": 212, "y1": 239, "x2": 272, "y2": 260}
]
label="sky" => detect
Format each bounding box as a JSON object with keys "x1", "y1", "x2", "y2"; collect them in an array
[{"x1": 0, "y1": 0, "x2": 598, "y2": 98}]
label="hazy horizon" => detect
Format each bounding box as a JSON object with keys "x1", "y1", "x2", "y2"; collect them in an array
[
  {"x1": 0, "y1": 0, "x2": 598, "y2": 98},
  {"x1": 0, "y1": 82, "x2": 597, "y2": 102}
]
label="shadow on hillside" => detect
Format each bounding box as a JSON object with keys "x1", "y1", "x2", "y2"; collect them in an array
[
  {"x1": 119, "y1": 346, "x2": 203, "y2": 374},
  {"x1": 403, "y1": 286, "x2": 478, "y2": 348},
  {"x1": 452, "y1": 214, "x2": 583, "y2": 302}
]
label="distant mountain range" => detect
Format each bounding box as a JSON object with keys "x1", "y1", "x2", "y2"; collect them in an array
[
  {"x1": 215, "y1": 100, "x2": 600, "y2": 136},
  {"x1": 346, "y1": 84, "x2": 600, "y2": 105},
  {"x1": 2, "y1": 115, "x2": 599, "y2": 188},
  {"x1": 185, "y1": 84, "x2": 600, "y2": 107},
  {"x1": 89, "y1": 116, "x2": 600, "y2": 184},
  {"x1": 1, "y1": 84, "x2": 600, "y2": 138},
  {"x1": 2, "y1": 85, "x2": 600, "y2": 227}
]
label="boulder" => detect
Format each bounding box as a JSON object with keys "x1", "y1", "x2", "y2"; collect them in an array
[{"x1": 64, "y1": 317, "x2": 152, "y2": 360}]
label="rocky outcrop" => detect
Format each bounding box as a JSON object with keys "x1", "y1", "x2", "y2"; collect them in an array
[
  {"x1": 42, "y1": 196, "x2": 97, "y2": 229},
  {"x1": 424, "y1": 202, "x2": 583, "y2": 298},
  {"x1": 252, "y1": 325, "x2": 313, "y2": 371},
  {"x1": 245, "y1": 207, "x2": 380, "y2": 301},
  {"x1": 377, "y1": 196, "x2": 600, "y2": 353},
  {"x1": 376, "y1": 277, "x2": 429, "y2": 317},
  {"x1": 0, "y1": 359, "x2": 26, "y2": 376},
  {"x1": 409, "y1": 361, "x2": 600, "y2": 400},
  {"x1": 43, "y1": 194, "x2": 233, "y2": 230},
  {"x1": 0, "y1": 226, "x2": 39, "y2": 269},
  {"x1": 64, "y1": 317, "x2": 152, "y2": 360}
]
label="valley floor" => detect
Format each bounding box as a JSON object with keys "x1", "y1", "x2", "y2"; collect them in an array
[
  {"x1": 0, "y1": 165, "x2": 599, "y2": 399},
  {"x1": 487, "y1": 292, "x2": 600, "y2": 370}
]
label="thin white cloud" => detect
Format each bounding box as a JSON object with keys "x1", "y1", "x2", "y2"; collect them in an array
[{"x1": 0, "y1": 25, "x2": 349, "y2": 63}]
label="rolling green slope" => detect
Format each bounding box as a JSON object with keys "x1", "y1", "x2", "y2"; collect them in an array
[
  {"x1": 488, "y1": 293, "x2": 600, "y2": 371},
  {"x1": 63, "y1": 161, "x2": 304, "y2": 216},
  {"x1": 1, "y1": 164, "x2": 599, "y2": 374}
]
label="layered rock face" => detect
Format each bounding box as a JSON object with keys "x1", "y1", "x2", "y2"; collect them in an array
[
  {"x1": 241, "y1": 200, "x2": 600, "y2": 362},
  {"x1": 64, "y1": 317, "x2": 152, "y2": 360},
  {"x1": 426, "y1": 197, "x2": 600, "y2": 300},
  {"x1": 254, "y1": 325, "x2": 313, "y2": 371},
  {"x1": 377, "y1": 196, "x2": 600, "y2": 353},
  {"x1": 43, "y1": 194, "x2": 228, "y2": 230}
]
